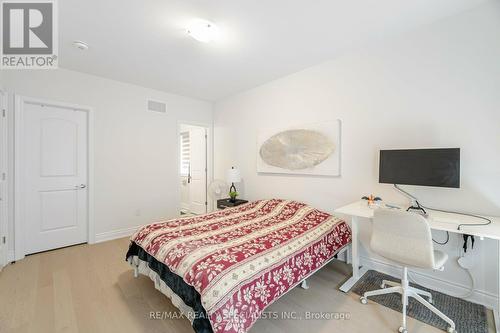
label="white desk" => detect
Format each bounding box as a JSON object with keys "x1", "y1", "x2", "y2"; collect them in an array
[{"x1": 334, "y1": 200, "x2": 500, "y2": 332}]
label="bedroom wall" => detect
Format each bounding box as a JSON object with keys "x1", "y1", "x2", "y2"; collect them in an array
[
  {"x1": 2, "y1": 68, "x2": 213, "y2": 255},
  {"x1": 213, "y1": 1, "x2": 500, "y2": 307}
]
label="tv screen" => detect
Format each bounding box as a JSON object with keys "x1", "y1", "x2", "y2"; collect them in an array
[{"x1": 379, "y1": 148, "x2": 460, "y2": 188}]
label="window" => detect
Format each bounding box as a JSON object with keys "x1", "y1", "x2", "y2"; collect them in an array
[{"x1": 180, "y1": 131, "x2": 190, "y2": 176}]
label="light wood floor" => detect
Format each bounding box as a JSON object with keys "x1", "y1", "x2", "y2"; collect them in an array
[{"x1": 0, "y1": 238, "x2": 492, "y2": 333}]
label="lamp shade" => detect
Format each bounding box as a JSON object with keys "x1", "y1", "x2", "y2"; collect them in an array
[{"x1": 226, "y1": 167, "x2": 241, "y2": 183}]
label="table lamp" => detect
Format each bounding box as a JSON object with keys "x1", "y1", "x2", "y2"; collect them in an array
[{"x1": 226, "y1": 166, "x2": 241, "y2": 202}]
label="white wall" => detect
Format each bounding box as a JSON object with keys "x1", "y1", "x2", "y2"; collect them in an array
[
  {"x1": 214, "y1": 2, "x2": 500, "y2": 307},
  {"x1": 2, "y1": 68, "x2": 213, "y2": 250}
]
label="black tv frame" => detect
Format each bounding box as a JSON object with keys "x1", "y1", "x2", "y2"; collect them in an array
[{"x1": 379, "y1": 148, "x2": 460, "y2": 189}]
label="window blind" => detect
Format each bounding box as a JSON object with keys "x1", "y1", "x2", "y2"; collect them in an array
[{"x1": 180, "y1": 131, "x2": 190, "y2": 176}]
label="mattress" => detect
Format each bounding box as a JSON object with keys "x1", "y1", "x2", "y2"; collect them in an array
[{"x1": 126, "y1": 199, "x2": 351, "y2": 333}]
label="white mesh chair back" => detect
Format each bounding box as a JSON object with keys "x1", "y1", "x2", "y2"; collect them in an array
[{"x1": 371, "y1": 208, "x2": 436, "y2": 269}]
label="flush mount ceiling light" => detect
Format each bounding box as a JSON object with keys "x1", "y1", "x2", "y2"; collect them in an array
[
  {"x1": 186, "y1": 20, "x2": 219, "y2": 43},
  {"x1": 73, "y1": 40, "x2": 89, "y2": 50}
]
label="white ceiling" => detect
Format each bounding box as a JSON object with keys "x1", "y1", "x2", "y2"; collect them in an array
[{"x1": 60, "y1": 0, "x2": 488, "y2": 101}]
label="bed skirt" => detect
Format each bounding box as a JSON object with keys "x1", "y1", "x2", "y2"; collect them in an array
[{"x1": 126, "y1": 242, "x2": 213, "y2": 333}]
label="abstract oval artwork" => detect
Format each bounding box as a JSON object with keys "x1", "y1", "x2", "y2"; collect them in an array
[{"x1": 259, "y1": 129, "x2": 335, "y2": 170}]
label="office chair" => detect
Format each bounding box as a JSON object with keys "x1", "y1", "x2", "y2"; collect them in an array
[{"x1": 359, "y1": 208, "x2": 456, "y2": 333}]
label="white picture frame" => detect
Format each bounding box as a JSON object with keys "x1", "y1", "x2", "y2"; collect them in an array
[{"x1": 257, "y1": 120, "x2": 341, "y2": 176}]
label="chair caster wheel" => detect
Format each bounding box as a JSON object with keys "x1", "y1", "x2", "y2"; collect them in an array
[
  {"x1": 447, "y1": 327, "x2": 456, "y2": 333},
  {"x1": 398, "y1": 327, "x2": 408, "y2": 333},
  {"x1": 360, "y1": 297, "x2": 368, "y2": 304}
]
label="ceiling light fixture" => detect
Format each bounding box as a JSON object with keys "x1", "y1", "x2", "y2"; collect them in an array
[
  {"x1": 187, "y1": 20, "x2": 219, "y2": 43},
  {"x1": 73, "y1": 40, "x2": 89, "y2": 50}
]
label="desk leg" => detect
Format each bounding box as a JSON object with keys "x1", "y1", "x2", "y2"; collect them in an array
[{"x1": 339, "y1": 216, "x2": 368, "y2": 292}]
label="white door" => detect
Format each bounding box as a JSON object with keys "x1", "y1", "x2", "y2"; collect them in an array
[
  {"x1": 188, "y1": 127, "x2": 207, "y2": 214},
  {"x1": 22, "y1": 102, "x2": 88, "y2": 254},
  {"x1": 0, "y1": 91, "x2": 7, "y2": 269}
]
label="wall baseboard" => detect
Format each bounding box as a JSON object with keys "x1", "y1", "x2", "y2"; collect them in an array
[
  {"x1": 360, "y1": 255, "x2": 498, "y2": 310},
  {"x1": 95, "y1": 226, "x2": 139, "y2": 243}
]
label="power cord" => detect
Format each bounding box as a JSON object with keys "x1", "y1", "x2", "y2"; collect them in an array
[
  {"x1": 432, "y1": 231, "x2": 450, "y2": 245},
  {"x1": 393, "y1": 184, "x2": 492, "y2": 231},
  {"x1": 419, "y1": 203, "x2": 492, "y2": 231},
  {"x1": 418, "y1": 202, "x2": 491, "y2": 245}
]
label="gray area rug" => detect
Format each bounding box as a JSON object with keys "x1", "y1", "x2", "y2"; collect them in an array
[{"x1": 351, "y1": 270, "x2": 488, "y2": 333}]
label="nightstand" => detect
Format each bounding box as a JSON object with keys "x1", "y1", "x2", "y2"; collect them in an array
[{"x1": 217, "y1": 198, "x2": 249, "y2": 210}]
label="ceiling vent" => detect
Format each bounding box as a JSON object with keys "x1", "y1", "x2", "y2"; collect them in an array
[{"x1": 147, "y1": 99, "x2": 167, "y2": 114}]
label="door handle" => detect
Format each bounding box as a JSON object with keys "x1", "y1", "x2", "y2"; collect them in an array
[{"x1": 75, "y1": 184, "x2": 87, "y2": 189}]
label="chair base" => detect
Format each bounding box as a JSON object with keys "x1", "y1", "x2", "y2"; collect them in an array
[{"x1": 360, "y1": 267, "x2": 456, "y2": 333}]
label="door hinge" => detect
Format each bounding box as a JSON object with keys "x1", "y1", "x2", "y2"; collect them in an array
[
  {"x1": 2, "y1": 109, "x2": 5, "y2": 117},
  {"x1": 1, "y1": 173, "x2": 5, "y2": 181},
  {"x1": 2, "y1": 236, "x2": 5, "y2": 244},
  {"x1": 205, "y1": 201, "x2": 208, "y2": 206}
]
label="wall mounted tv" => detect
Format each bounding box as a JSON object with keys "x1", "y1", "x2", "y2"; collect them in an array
[{"x1": 379, "y1": 148, "x2": 460, "y2": 188}]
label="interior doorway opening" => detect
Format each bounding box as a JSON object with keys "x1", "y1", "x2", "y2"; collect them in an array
[{"x1": 179, "y1": 124, "x2": 208, "y2": 216}]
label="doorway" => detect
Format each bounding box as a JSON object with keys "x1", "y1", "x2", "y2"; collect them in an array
[
  {"x1": 179, "y1": 124, "x2": 208, "y2": 216},
  {"x1": 15, "y1": 96, "x2": 94, "y2": 259}
]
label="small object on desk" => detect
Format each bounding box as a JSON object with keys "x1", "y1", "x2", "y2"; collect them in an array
[
  {"x1": 361, "y1": 195, "x2": 382, "y2": 206},
  {"x1": 217, "y1": 198, "x2": 248, "y2": 210},
  {"x1": 406, "y1": 200, "x2": 428, "y2": 216},
  {"x1": 385, "y1": 203, "x2": 401, "y2": 210}
]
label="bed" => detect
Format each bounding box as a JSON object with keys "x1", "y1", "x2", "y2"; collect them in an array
[{"x1": 126, "y1": 199, "x2": 351, "y2": 333}]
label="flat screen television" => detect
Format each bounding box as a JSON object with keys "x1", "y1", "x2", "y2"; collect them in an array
[{"x1": 379, "y1": 148, "x2": 460, "y2": 188}]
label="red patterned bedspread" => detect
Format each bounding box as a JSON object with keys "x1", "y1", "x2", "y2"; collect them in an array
[{"x1": 131, "y1": 199, "x2": 351, "y2": 333}]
